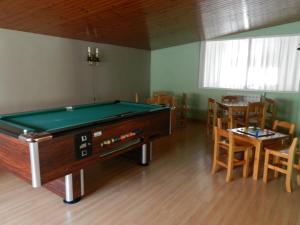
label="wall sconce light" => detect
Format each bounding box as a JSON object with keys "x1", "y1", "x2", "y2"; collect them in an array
[{"x1": 87, "y1": 47, "x2": 100, "y2": 65}]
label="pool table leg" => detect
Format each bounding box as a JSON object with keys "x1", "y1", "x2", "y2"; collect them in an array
[
  {"x1": 63, "y1": 169, "x2": 85, "y2": 204},
  {"x1": 140, "y1": 143, "x2": 152, "y2": 166},
  {"x1": 44, "y1": 169, "x2": 85, "y2": 204}
]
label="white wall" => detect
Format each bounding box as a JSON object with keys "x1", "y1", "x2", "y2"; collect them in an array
[{"x1": 0, "y1": 28, "x2": 150, "y2": 114}]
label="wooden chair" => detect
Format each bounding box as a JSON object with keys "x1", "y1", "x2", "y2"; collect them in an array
[
  {"x1": 158, "y1": 95, "x2": 176, "y2": 107},
  {"x1": 146, "y1": 95, "x2": 177, "y2": 132},
  {"x1": 212, "y1": 126, "x2": 252, "y2": 182},
  {"x1": 216, "y1": 102, "x2": 228, "y2": 117},
  {"x1": 157, "y1": 95, "x2": 177, "y2": 132},
  {"x1": 245, "y1": 102, "x2": 266, "y2": 128},
  {"x1": 228, "y1": 107, "x2": 247, "y2": 129},
  {"x1": 263, "y1": 120, "x2": 296, "y2": 163},
  {"x1": 263, "y1": 137, "x2": 299, "y2": 192},
  {"x1": 264, "y1": 98, "x2": 277, "y2": 129},
  {"x1": 153, "y1": 91, "x2": 169, "y2": 97},
  {"x1": 207, "y1": 98, "x2": 217, "y2": 136},
  {"x1": 176, "y1": 93, "x2": 188, "y2": 127},
  {"x1": 217, "y1": 117, "x2": 229, "y2": 130},
  {"x1": 218, "y1": 117, "x2": 254, "y2": 161},
  {"x1": 272, "y1": 120, "x2": 295, "y2": 140},
  {"x1": 221, "y1": 95, "x2": 241, "y2": 103},
  {"x1": 145, "y1": 96, "x2": 160, "y2": 104}
]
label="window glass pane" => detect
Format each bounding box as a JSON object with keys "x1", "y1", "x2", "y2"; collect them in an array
[
  {"x1": 203, "y1": 40, "x2": 249, "y2": 89},
  {"x1": 247, "y1": 36, "x2": 300, "y2": 91}
]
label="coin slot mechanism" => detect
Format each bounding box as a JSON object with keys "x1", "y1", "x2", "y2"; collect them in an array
[{"x1": 75, "y1": 132, "x2": 92, "y2": 160}]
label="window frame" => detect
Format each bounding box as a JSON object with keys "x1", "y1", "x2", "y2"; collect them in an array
[{"x1": 198, "y1": 35, "x2": 300, "y2": 93}]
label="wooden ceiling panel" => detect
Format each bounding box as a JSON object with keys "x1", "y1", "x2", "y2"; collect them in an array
[{"x1": 0, "y1": 0, "x2": 299, "y2": 49}]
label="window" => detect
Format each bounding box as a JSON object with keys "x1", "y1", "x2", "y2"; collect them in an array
[{"x1": 200, "y1": 36, "x2": 300, "y2": 92}]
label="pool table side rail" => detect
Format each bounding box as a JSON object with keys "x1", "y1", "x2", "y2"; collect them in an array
[
  {"x1": 0, "y1": 100, "x2": 161, "y2": 120},
  {"x1": 0, "y1": 101, "x2": 123, "y2": 118},
  {"x1": 0, "y1": 120, "x2": 33, "y2": 138},
  {"x1": 0, "y1": 102, "x2": 169, "y2": 142}
]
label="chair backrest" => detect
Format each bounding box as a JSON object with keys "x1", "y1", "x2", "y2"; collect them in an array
[
  {"x1": 146, "y1": 96, "x2": 160, "y2": 104},
  {"x1": 214, "y1": 126, "x2": 235, "y2": 149},
  {"x1": 272, "y1": 120, "x2": 295, "y2": 138},
  {"x1": 208, "y1": 98, "x2": 216, "y2": 112},
  {"x1": 264, "y1": 98, "x2": 277, "y2": 117},
  {"x1": 158, "y1": 95, "x2": 176, "y2": 108},
  {"x1": 246, "y1": 102, "x2": 266, "y2": 128},
  {"x1": 214, "y1": 126, "x2": 229, "y2": 144},
  {"x1": 153, "y1": 91, "x2": 169, "y2": 97},
  {"x1": 287, "y1": 137, "x2": 298, "y2": 164},
  {"x1": 177, "y1": 93, "x2": 188, "y2": 127},
  {"x1": 217, "y1": 117, "x2": 229, "y2": 130},
  {"x1": 228, "y1": 131, "x2": 236, "y2": 150},
  {"x1": 208, "y1": 98, "x2": 217, "y2": 124},
  {"x1": 181, "y1": 93, "x2": 188, "y2": 109},
  {"x1": 179, "y1": 93, "x2": 188, "y2": 118},
  {"x1": 216, "y1": 102, "x2": 227, "y2": 118},
  {"x1": 228, "y1": 106, "x2": 247, "y2": 129},
  {"x1": 221, "y1": 95, "x2": 241, "y2": 103}
]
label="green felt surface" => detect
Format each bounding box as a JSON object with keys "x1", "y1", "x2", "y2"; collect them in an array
[{"x1": 0, "y1": 101, "x2": 162, "y2": 133}]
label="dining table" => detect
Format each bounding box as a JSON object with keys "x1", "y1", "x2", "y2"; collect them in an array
[
  {"x1": 229, "y1": 127, "x2": 288, "y2": 180},
  {"x1": 217, "y1": 101, "x2": 249, "y2": 128},
  {"x1": 219, "y1": 101, "x2": 249, "y2": 108}
]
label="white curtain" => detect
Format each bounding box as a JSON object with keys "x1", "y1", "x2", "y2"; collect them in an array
[
  {"x1": 203, "y1": 40, "x2": 249, "y2": 89},
  {"x1": 201, "y1": 36, "x2": 300, "y2": 92}
]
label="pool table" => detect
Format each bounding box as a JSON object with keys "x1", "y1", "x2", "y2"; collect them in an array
[{"x1": 0, "y1": 101, "x2": 170, "y2": 203}]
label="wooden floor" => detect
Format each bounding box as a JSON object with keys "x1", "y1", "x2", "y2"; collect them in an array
[{"x1": 1, "y1": 122, "x2": 300, "y2": 225}]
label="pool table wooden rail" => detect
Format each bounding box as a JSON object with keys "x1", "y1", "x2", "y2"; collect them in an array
[{"x1": 0, "y1": 133, "x2": 31, "y2": 182}]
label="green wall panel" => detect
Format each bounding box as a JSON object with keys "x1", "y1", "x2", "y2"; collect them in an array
[{"x1": 150, "y1": 21, "x2": 300, "y2": 132}]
